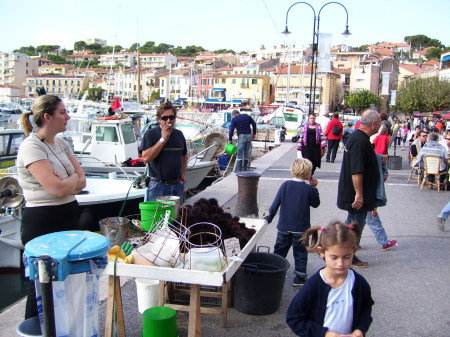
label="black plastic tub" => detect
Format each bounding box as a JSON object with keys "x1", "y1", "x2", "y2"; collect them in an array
[{"x1": 233, "y1": 252, "x2": 290, "y2": 315}]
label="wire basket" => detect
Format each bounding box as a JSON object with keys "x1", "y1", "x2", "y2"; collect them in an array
[
  {"x1": 179, "y1": 222, "x2": 228, "y2": 272},
  {"x1": 129, "y1": 210, "x2": 188, "y2": 267}
]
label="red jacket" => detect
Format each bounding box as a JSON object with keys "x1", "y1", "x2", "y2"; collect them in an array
[
  {"x1": 324, "y1": 118, "x2": 343, "y2": 140},
  {"x1": 373, "y1": 134, "x2": 390, "y2": 154}
]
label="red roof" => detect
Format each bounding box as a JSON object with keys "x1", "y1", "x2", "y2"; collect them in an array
[{"x1": 276, "y1": 65, "x2": 313, "y2": 74}]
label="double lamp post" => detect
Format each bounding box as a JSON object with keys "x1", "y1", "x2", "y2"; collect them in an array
[{"x1": 282, "y1": 1, "x2": 351, "y2": 114}]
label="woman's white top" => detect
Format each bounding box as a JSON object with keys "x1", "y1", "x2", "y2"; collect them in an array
[{"x1": 17, "y1": 134, "x2": 76, "y2": 207}]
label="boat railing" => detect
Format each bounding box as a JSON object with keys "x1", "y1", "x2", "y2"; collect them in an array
[{"x1": 76, "y1": 154, "x2": 130, "y2": 176}]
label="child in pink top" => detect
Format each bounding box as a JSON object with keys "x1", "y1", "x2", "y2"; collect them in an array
[{"x1": 373, "y1": 127, "x2": 390, "y2": 155}]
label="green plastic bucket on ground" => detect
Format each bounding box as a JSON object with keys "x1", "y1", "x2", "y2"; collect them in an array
[
  {"x1": 224, "y1": 143, "x2": 237, "y2": 155},
  {"x1": 142, "y1": 306, "x2": 178, "y2": 337},
  {"x1": 139, "y1": 201, "x2": 175, "y2": 232}
]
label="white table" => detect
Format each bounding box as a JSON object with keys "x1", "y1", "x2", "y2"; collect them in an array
[{"x1": 104, "y1": 218, "x2": 267, "y2": 337}]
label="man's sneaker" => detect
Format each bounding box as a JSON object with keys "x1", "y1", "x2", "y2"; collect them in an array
[
  {"x1": 437, "y1": 216, "x2": 446, "y2": 231},
  {"x1": 351, "y1": 260, "x2": 368, "y2": 268},
  {"x1": 381, "y1": 240, "x2": 397, "y2": 251},
  {"x1": 293, "y1": 276, "x2": 307, "y2": 287}
]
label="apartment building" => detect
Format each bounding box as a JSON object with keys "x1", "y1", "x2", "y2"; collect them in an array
[
  {"x1": 85, "y1": 38, "x2": 107, "y2": 48},
  {"x1": 139, "y1": 53, "x2": 177, "y2": 69},
  {"x1": 274, "y1": 65, "x2": 340, "y2": 113},
  {"x1": 25, "y1": 74, "x2": 89, "y2": 97},
  {"x1": 99, "y1": 52, "x2": 137, "y2": 68},
  {"x1": 0, "y1": 84, "x2": 21, "y2": 101},
  {"x1": 0, "y1": 52, "x2": 40, "y2": 95},
  {"x1": 65, "y1": 53, "x2": 101, "y2": 64},
  {"x1": 39, "y1": 64, "x2": 73, "y2": 75},
  {"x1": 244, "y1": 45, "x2": 308, "y2": 64},
  {"x1": 209, "y1": 74, "x2": 271, "y2": 105}
]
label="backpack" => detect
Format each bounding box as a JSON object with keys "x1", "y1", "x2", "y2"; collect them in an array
[{"x1": 331, "y1": 123, "x2": 340, "y2": 136}]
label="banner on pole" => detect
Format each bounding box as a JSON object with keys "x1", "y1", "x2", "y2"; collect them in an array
[
  {"x1": 390, "y1": 90, "x2": 397, "y2": 106},
  {"x1": 381, "y1": 72, "x2": 391, "y2": 95},
  {"x1": 317, "y1": 33, "x2": 332, "y2": 72}
]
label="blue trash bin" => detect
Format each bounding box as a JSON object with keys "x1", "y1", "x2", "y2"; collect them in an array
[
  {"x1": 218, "y1": 153, "x2": 229, "y2": 170},
  {"x1": 24, "y1": 231, "x2": 110, "y2": 337}
]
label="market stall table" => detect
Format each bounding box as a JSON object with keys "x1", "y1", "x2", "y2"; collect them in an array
[{"x1": 104, "y1": 218, "x2": 267, "y2": 337}]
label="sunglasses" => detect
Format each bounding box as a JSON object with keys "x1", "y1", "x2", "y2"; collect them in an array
[
  {"x1": 446, "y1": 138, "x2": 450, "y2": 141},
  {"x1": 44, "y1": 96, "x2": 61, "y2": 113},
  {"x1": 160, "y1": 115, "x2": 175, "y2": 121}
]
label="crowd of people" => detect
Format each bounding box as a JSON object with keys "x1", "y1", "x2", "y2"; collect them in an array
[{"x1": 260, "y1": 109, "x2": 450, "y2": 336}]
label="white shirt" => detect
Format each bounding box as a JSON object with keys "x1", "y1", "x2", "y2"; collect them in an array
[{"x1": 322, "y1": 269, "x2": 355, "y2": 335}]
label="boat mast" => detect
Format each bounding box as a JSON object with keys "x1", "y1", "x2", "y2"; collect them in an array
[{"x1": 136, "y1": 17, "x2": 141, "y2": 104}]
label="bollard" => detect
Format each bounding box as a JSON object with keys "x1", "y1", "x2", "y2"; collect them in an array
[
  {"x1": 235, "y1": 172, "x2": 261, "y2": 217},
  {"x1": 388, "y1": 155, "x2": 402, "y2": 170},
  {"x1": 274, "y1": 129, "x2": 281, "y2": 145}
]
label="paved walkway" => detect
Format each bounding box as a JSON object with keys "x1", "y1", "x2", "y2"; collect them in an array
[{"x1": 2, "y1": 142, "x2": 449, "y2": 336}]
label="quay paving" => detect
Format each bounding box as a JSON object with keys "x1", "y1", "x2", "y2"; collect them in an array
[{"x1": 2, "y1": 143, "x2": 450, "y2": 336}]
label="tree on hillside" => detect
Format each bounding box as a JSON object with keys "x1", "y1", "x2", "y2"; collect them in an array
[
  {"x1": 42, "y1": 54, "x2": 67, "y2": 64},
  {"x1": 395, "y1": 77, "x2": 450, "y2": 114},
  {"x1": 87, "y1": 43, "x2": 102, "y2": 51},
  {"x1": 404, "y1": 34, "x2": 444, "y2": 49},
  {"x1": 13, "y1": 46, "x2": 36, "y2": 56},
  {"x1": 346, "y1": 90, "x2": 381, "y2": 114},
  {"x1": 352, "y1": 45, "x2": 369, "y2": 52},
  {"x1": 36, "y1": 45, "x2": 60, "y2": 54},
  {"x1": 129, "y1": 43, "x2": 140, "y2": 51},
  {"x1": 74, "y1": 41, "x2": 87, "y2": 51},
  {"x1": 214, "y1": 49, "x2": 236, "y2": 54},
  {"x1": 60, "y1": 49, "x2": 73, "y2": 56},
  {"x1": 171, "y1": 45, "x2": 206, "y2": 57}
]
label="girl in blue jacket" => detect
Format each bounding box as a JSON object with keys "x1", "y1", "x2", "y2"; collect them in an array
[{"x1": 286, "y1": 221, "x2": 374, "y2": 337}]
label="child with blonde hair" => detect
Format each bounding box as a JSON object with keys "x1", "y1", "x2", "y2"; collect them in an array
[
  {"x1": 286, "y1": 221, "x2": 374, "y2": 337},
  {"x1": 264, "y1": 158, "x2": 320, "y2": 286}
]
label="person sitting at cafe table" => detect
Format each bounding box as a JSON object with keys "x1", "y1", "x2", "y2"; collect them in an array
[
  {"x1": 415, "y1": 133, "x2": 448, "y2": 184},
  {"x1": 410, "y1": 131, "x2": 428, "y2": 166}
]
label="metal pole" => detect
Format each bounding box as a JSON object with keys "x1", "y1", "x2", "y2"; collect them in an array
[
  {"x1": 309, "y1": 16, "x2": 317, "y2": 114},
  {"x1": 38, "y1": 255, "x2": 56, "y2": 337}
]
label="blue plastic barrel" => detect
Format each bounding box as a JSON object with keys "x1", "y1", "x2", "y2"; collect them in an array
[{"x1": 218, "y1": 153, "x2": 229, "y2": 170}]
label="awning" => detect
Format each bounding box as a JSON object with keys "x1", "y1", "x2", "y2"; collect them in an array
[
  {"x1": 206, "y1": 98, "x2": 225, "y2": 103},
  {"x1": 156, "y1": 97, "x2": 165, "y2": 101},
  {"x1": 173, "y1": 98, "x2": 187, "y2": 104},
  {"x1": 442, "y1": 55, "x2": 450, "y2": 62},
  {"x1": 212, "y1": 88, "x2": 226, "y2": 91}
]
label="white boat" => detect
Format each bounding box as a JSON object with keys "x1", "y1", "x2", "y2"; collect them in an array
[
  {"x1": 257, "y1": 104, "x2": 306, "y2": 140},
  {"x1": 76, "y1": 116, "x2": 219, "y2": 191},
  {"x1": 0, "y1": 177, "x2": 25, "y2": 270}
]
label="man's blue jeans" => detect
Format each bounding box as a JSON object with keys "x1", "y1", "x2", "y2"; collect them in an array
[
  {"x1": 273, "y1": 231, "x2": 307, "y2": 278},
  {"x1": 366, "y1": 211, "x2": 388, "y2": 246},
  {"x1": 439, "y1": 200, "x2": 450, "y2": 220},
  {"x1": 237, "y1": 134, "x2": 252, "y2": 161},
  {"x1": 145, "y1": 181, "x2": 184, "y2": 203},
  {"x1": 345, "y1": 211, "x2": 367, "y2": 264}
]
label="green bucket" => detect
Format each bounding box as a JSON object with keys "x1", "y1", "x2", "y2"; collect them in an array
[
  {"x1": 225, "y1": 143, "x2": 237, "y2": 155},
  {"x1": 139, "y1": 201, "x2": 175, "y2": 232},
  {"x1": 142, "y1": 306, "x2": 178, "y2": 337}
]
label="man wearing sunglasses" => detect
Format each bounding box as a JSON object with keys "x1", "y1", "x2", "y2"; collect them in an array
[
  {"x1": 410, "y1": 131, "x2": 428, "y2": 166},
  {"x1": 141, "y1": 101, "x2": 188, "y2": 202}
]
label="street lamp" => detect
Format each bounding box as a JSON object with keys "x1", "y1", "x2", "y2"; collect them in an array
[{"x1": 283, "y1": 1, "x2": 351, "y2": 114}]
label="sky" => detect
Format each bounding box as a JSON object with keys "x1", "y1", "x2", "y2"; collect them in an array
[{"x1": 2, "y1": 0, "x2": 449, "y2": 54}]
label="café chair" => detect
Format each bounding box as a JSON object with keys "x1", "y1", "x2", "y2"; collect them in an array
[
  {"x1": 407, "y1": 155, "x2": 422, "y2": 185},
  {"x1": 420, "y1": 154, "x2": 447, "y2": 192}
]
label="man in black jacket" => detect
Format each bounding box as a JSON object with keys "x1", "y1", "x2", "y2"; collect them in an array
[
  {"x1": 337, "y1": 110, "x2": 382, "y2": 268},
  {"x1": 228, "y1": 110, "x2": 256, "y2": 172}
]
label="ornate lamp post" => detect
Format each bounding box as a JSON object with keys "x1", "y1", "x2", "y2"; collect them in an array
[{"x1": 283, "y1": 1, "x2": 351, "y2": 114}]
